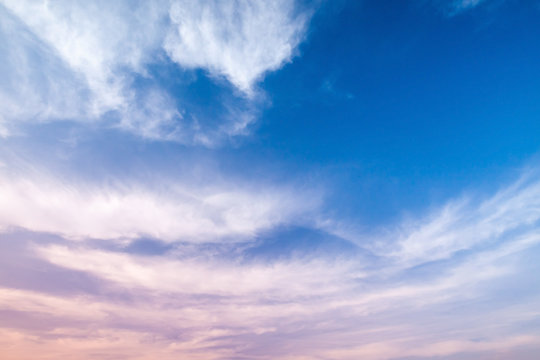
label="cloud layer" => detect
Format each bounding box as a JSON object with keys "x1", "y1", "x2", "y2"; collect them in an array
[
  {"x1": 0, "y1": 0, "x2": 310, "y2": 142},
  {"x1": 1, "y1": 162, "x2": 540, "y2": 359}
]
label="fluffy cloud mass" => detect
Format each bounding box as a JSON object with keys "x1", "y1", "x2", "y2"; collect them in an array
[{"x1": 0, "y1": 0, "x2": 310, "y2": 142}]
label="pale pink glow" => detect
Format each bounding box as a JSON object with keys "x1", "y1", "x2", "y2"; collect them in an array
[
  {"x1": 0, "y1": 226, "x2": 539, "y2": 359},
  {"x1": 1, "y1": 284, "x2": 539, "y2": 360},
  {"x1": 1, "y1": 165, "x2": 540, "y2": 359}
]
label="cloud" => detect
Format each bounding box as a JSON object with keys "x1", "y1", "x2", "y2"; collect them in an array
[
  {"x1": 365, "y1": 170, "x2": 540, "y2": 269},
  {"x1": 0, "y1": 0, "x2": 166, "y2": 108},
  {"x1": 37, "y1": 244, "x2": 360, "y2": 298},
  {"x1": 0, "y1": 7, "x2": 89, "y2": 130},
  {"x1": 1, "y1": 166, "x2": 540, "y2": 359},
  {"x1": 1, "y1": 226, "x2": 539, "y2": 359},
  {"x1": 0, "y1": 0, "x2": 311, "y2": 142},
  {"x1": 0, "y1": 169, "x2": 320, "y2": 242},
  {"x1": 164, "y1": 0, "x2": 309, "y2": 95},
  {"x1": 0, "y1": 0, "x2": 181, "y2": 140}
]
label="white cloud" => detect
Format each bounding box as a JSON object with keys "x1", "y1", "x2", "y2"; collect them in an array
[
  {"x1": 366, "y1": 171, "x2": 540, "y2": 268},
  {"x1": 0, "y1": 169, "x2": 320, "y2": 242},
  {"x1": 164, "y1": 0, "x2": 309, "y2": 95},
  {"x1": 0, "y1": 0, "x2": 311, "y2": 142},
  {"x1": 0, "y1": 0, "x2": 179, "y2": 139},
  {"x1": 37, "y1": 245, "x2": 359, "y2": 298},
  {"x1": 0, "y1": 7, "x2": 89, "y2": 131},
  {"x1": 0, "y1": 0, "x2": 166, "y2": 106}
]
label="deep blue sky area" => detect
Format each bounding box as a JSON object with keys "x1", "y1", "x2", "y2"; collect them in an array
[{"x1": 249, "y1": 0, "x2": 540, "y2": 223}]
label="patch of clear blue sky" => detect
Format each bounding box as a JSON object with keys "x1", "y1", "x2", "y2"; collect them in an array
[{"x1": 254, "y1": 0, "x2": 540, "y2": 224}]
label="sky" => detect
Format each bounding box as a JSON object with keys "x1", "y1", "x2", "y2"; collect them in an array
[{"x1": 1, "y1": 0, "x2": 540, "y2": 359}]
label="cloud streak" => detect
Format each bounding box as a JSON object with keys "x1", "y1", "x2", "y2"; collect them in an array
[
  {"x1": 0, "y1": 168, "x2": 320, "y2": 242},
  {"x1": 372, "y1": 170, "x2": 540, "y2": 269}
]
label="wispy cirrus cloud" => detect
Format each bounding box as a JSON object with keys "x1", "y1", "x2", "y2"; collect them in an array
[
  {"x1": 0, "y1": 0, "x2": 311, "y2": 143},
  {"x1": 0, "y1": 0, "x2": 175, "y2": 138},
  {"x1": 372, "y1": 170, "x2": 540, "y2": 269},
  {"x1": 164, "y1": 0, "x2": 309, "y2": 95},
  {"x1": 0, "y1": 168, "x2": 320, "y2": 242}
]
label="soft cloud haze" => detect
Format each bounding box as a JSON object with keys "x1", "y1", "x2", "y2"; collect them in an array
[
  {"x1": 1, "y1": 0, "x2": 540, "y2": 359},
  {"x1": 1, "y1": 169, "x2": 540, "y2": 359}
]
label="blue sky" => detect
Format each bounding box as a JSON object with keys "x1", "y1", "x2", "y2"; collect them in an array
[{"x1": 1, "y1": 0, "x2": 540, "y2": 359}]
